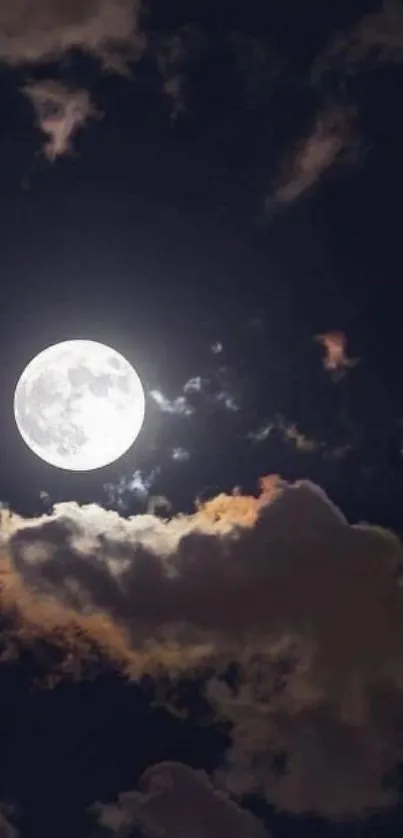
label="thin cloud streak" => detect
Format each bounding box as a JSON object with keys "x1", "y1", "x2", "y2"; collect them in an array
[{"x1": 269, "y1": 106, "x2": 355, "y2": 207}]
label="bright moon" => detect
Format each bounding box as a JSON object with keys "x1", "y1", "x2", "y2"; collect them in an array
[{"x1": 14, "y1": 340, "x2": 145, "y2": 471}]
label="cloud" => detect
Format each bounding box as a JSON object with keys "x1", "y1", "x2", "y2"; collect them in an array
[
  {"x1": 0, "y1": 0, "x2": 141, "y2": 69},
  {"x1": 156, "y1": 25, "x2": 205, "y2": 119},
  {"x1": 0, "y1": 0, "x2": 143, "y2": 158},
  {"x1": 269, "y1": 106, "x2": 355, "y2": 207},
  {"x1": 150, "y1": 368, "x2": 241, "y2": 417},
  {"x1": 248, "y1": 417, "x2": 323, "y2": 452},
  {"x1": 2, "y1": 478, "x2": 403, "y2": 815},
  {"x1": 92, "y1": 761, "x2": 269, "y2": 838},
  {"x1": 316, "y1": 0, "x2": 403, "y2": 75},
  {"x1": 315, "y1": 331, "x2": 359, "y2": 379},
  {"x1": 103, "y1": 469, "x2": 159, "y2": 510},
  {"x1": 149, "y1": 389, "x2": 194, "y2": 416},
  {"x1": 0, "y1": 811, "x2": 18, "y2": 838},
  {"x1": 22, "y1": 80, "x2": 98, "y2": 160}
]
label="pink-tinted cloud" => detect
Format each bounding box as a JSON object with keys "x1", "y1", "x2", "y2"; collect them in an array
[{"x1": 23, "y1": 80, "x2": 98, "y2": 160}]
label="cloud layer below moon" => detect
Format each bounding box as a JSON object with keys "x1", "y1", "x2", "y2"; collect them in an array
[{"x1": 1, "y1": 476, "x2": 403, "y2": 817}]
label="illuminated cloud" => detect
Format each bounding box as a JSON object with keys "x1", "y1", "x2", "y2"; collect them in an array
[
  {"x1": 149, "y1": 389, "x2": 194, "y2": 416},
  {"x1": 248, "y1": 416, "x2": 323, "y2": 452},
  {"x1": 23, "y1": 80, "x2": 98, "y2": 160},
  {"x1": 92, "y1": 761, "x2": 269, "y2": 838},
  {"x1": 2, "y1": 478, "x2": 403, "y2": 815},
  {"x1": 315, "y1": 331, "x2": 359, "y2": 379},
  {"x1": 171, "y1": 446, "x2": 190, "y2": 462},
  {"x1": 0, "y1": 0, "x2": 141, "y2": 69},
  {"x1": 149, "y1": 370, "x2": 240, "y2": 416},
  {"x1": 270, "y1": 107, "x2": 354, "y2": 206},
  {"x1": 0, "y1": 0, "x2": 143, "y2": 157}
]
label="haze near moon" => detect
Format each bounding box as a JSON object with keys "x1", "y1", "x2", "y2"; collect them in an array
[{"x1": 14, "y1": 340, "x2": 145, "y2": 471}]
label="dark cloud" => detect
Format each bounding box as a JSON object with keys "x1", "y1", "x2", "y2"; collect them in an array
[
  {"x1": 156, "y1": 25, "x2": 205, "y2": 119},
  {"x1": 316, "y1": 0, "x2": 403, "y2": 76},
  {"x1": 268, "y1": 106, "x2": 355, "y2": 207},
  {"x1": 267, "y1": 0, "x2": 403, "y2": 209},
  {"x1": 92, "y1": 761, "x2": 269, "y2": 838},
  {"x1": 0, "y1": 811, "x2": 18, "y2": 838},
  {"x1": 2, "y1": 478, "x2": 403, "y2": 815},
  {"x1": 103, "y1": 469, "x2": 159, "y2": 511}
]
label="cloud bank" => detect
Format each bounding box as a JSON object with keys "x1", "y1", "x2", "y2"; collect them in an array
[{"x1": 1, "y1": 478, "x2": 403, "y2": 817}]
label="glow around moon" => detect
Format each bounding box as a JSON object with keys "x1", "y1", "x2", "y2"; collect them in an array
[{"x1": 14, "y1": 340, "x2": 145, "y2": 471}]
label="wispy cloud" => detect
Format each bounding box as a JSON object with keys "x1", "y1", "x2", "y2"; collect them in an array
[
  {"x1": 22, "y1": 80, "x2": 98, "y2": 160},
  {"x1": 149, "y1": 389, "x2": 194, "y2": 416},
  {"x1": 268, "y1": 106, "x2": 355, "y2": 207},
  {"x1": 248, "y1": 416, "x2": 323, "y2": 452},
  {"x1": 0, "y1": 0, "x2": 143, "y2": 157},
  {"x1": 149, "y1": 369, "x2": 240, "y2": 417}
]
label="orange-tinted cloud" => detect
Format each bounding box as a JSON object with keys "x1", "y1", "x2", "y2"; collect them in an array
[
  {"x1": 2, "y1": 478, "x2": 403, "y2": 816},
  {"x1": 315, "y1": 330, "x2": 359, "y2": 377}
]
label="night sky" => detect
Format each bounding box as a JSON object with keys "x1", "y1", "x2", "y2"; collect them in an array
[{"x1": 1, "y1": 1, "x2": 403, "y2": 837}]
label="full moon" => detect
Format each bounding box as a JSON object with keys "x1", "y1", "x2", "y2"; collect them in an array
[{"x1": 14, "y1": 340, "x2": 145, "y2": 471}]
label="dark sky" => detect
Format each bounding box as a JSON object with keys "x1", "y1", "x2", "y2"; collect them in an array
[
  {"x1": 1, "y1": 0, "x2": 403, "y2": 528},
  {"x1": 1, "y1": 2, "x2": 403, "y2": 837}
]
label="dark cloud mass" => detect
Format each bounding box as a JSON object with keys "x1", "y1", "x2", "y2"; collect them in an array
[
  {"x1": 93, "y1": 761, "x2": 269, "y2": 838},
  {"x1": 318, "y1": 0, "x2": 403, "y2": 74},
  {"x1": 2, "y1": 479, "x2": 403, "y2": 817}
]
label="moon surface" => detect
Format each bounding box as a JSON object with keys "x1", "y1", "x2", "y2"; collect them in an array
[{"x1": 14, "y1": 340, "x2": 145, "y2": 471}]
